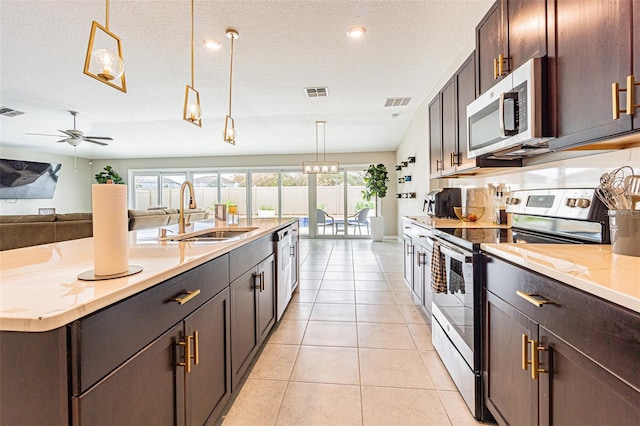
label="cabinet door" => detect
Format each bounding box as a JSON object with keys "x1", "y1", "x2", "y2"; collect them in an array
[
  {"x1": 539, "y1": 327, "x2": 640, "y2": 426},
  {"x1": 402, "y1": 235, "x2": 413, "y2": 288},
  {"x1": 550, "y1": 0, "x2": 633, "y2": 149},
  {"x1": 291, "y1": 223, "x2": 299, "y2": 290},
  {"x1": 428, "y1": 95, "x2": 443, "y2": 177},
  {"x1": 441, "y1": 77, "x2": 458, "y2": 176},
  {"x1": 506, "y1": 0, "x2": 546, "y2": 71},
  {"x1": 73, "y1": 323, "x2": 184, "y2": 426},
  {"x1": 483, "y1": 290, "x2": 538, "y2": 426},
  {"x1": 230, "y1": 269, "x2": 259, "y2": 390},
  {"x1": 411, "y1": 246, "x2": 423, "y2": 305},
  {"x1": 476, "y1": 1, "x2": 503, "y2": 95},
  {"x1": 455, "y1": 53, "x2": 476, "y2": 172},
  {"x1": 185, "y1": 289, "x2": 231, "y2": 426},
  {"x1": 257, "y1": 254, "x2": 276, "y2": 344}
]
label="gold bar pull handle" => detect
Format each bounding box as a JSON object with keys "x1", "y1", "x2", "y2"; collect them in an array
[
  {"x1": 177, "y1": 335, "x2": 192, "y2": 374},
  {"x1": 254, "y1": 272, "x2": 262, "y2": 290},
  {"x1": 494, "y1": 57, "x2": 499, "y2": 80},
  {"x1": 521, "y1": 333, "x2": 529, "y2": 371},
  {"x1": 516, "y1": 290, "x2": 554, "y2": 307},
  {"x1": 626, "y1": 75, "x2": 640, "y2": 115},
  {"x1": 530, "y1": 339, "x2": 548, "y2": 380},
  {"x1": 612, "y1": 81, "x2": 626, "y2": 119},
  {"x1": 170, "y1": 289, "x2": 201, "y2": 305},
  {"x1": 498, "y1": 53, "x2": 504, "y2": 77},
  {"x1": 192, "y1": 330, "x2": 199, "y2": 366}
]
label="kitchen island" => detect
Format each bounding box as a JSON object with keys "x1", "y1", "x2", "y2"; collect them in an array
[{"x1": 0, "y1": 218, "x2": 298, "y2": 425}]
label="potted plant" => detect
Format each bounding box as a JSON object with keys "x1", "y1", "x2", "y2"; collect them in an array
[
  {"x1": 257, "y1": 204, "x2": 276, "y2": 218},
  {"x1": 362, "y1": 163, "x2": 389, "y2": 241},
  {"x1": 94, "y1": 165, "x2": 124, "y2": 184}
]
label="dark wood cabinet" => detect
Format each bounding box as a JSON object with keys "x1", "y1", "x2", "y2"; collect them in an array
[
  {"x1": 476, "y1": 1, "x2": 503, "y2": 96},
  {"x1": 476, "y1": 0, "x2": 546, "y2": 96},
  {"x1": 484, "y1": 290, "x2": 538, "y2": 426},
  {"x1": 428, "y1": 95, "x2": 443, "y2": 177},
  {"x1": 483, "y1": 254, "x2": 640, "y2": 426},
  {"x1": 440, "y1": 77, "x2": 457, "y2": 176},
  {"x1": 230, "y1": 252, "x2": 276, "y2": 390},
  {"x1": 549, "y1": 0, "x2": 634, "y2": 150},
  {"x1": 455, "y1": 53, "x2": 477, "y2": 172},
  {"x1": 73, "y1": 273, "x2": 231, "y2": 426}
]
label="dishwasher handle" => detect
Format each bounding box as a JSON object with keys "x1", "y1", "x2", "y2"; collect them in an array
[{"x1": 438, "y1": 244, "x2": 473, "y2": 264}]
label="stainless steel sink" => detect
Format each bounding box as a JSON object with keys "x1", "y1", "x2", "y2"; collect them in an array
[{"x1": 164, "y1": 227, "x2": 258, "y2": 242}]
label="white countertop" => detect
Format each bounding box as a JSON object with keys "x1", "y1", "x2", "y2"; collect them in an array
[
  {"x1": 481, "y1": 243, "x2": 640, "y2": 314},
  {"x1": 0, "y1": 219, "x2": 295, "y2": 332}
]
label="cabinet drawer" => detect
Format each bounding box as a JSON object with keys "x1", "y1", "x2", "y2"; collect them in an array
[
  {"x1": 484, "y1": 254, "x2": 640, "y2": 390},
  {"x1": 71, "y1": 254, "x2": 229, "y2": 394},
  {"x1": 229, "y1": 235, "x2": 273, "y2": 282}
]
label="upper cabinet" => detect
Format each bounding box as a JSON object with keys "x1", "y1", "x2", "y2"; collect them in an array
[
  {"x1": 550, "y1": 0, "x2": 639, "y2": 151},
  {"x1": 476, "y1": 0, "x2": 547, "y2": 96}
]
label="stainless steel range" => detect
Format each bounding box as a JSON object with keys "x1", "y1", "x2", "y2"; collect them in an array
[{"x1": 427, "y1": 188, "x2": 609, "y2": 420}]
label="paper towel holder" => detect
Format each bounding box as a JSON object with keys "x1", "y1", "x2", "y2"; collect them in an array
[{"x1": 78, "y1": 265, "x2": 143, "y2": 281}]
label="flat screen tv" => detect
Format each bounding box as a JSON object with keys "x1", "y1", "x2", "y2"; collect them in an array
[{"x1": 0, "y1": 158, "x2": 61, "y2": 199}]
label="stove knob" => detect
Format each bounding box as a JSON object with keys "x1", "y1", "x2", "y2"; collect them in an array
[
  {"x1": 566, "y1": 198, "x2": 577, "y2": 207},
  {"x1": 577, "y1": 198, "x2": 591, "y2": 208}
]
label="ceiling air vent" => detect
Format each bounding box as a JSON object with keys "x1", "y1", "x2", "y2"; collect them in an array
[
  {"x1": 0, "y1": 106, "x2": 25, "y2": 117},
  {"x1": 384, "y1": 97, "x2": 412, "y2": 107},
  {"x1": 305, "y1": 87, "x2": 329, "y2": 98}
]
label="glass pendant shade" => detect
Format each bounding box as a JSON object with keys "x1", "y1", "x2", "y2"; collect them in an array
[
  {"x1": 224, "y1": 115, "x2": 236, "y2": 145},
  {"x1": 183, "y1": 85, "x2": 202, "y2": 126},
  {"x1": 89, "y1": 48, "x2": 124, "y2": 81},
  {"x1": 83, "y1": 2, "x2": 126, "y2": 93}
]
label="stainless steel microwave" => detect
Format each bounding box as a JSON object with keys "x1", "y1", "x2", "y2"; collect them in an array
[{"x1": 466, "y1": 57, "x2": 553, "y2": 159}]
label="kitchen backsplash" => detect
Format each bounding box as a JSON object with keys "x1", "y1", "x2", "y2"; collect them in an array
[{"x1": 445, "y1": 147, "x2": 640, "y2": 203}]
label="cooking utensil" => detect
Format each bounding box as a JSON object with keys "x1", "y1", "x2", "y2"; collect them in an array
[
  {"x1": 625, "y1": 175, "x2": 640, "y2": 210},
  {"x1": 598, "y1": 166, "x2": 635, "y2": 210}
]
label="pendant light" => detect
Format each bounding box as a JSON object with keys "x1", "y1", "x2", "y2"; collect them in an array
[
  {"x1": 183, "y1": 0, "x2": 202, "y2": 126},
  {"x1": 83, "y1": 0, "x2": 126, "y2": 92},
  {"x1": 223, "y1": 29, "x2": 239, "y2": 145},
  {"x1": 302, "y1": 121, "x2": 340, "y2": 174}
]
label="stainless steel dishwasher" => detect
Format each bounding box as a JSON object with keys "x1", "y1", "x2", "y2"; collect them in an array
[{"x1": 274, "y1": 227, "x2": 293, "y2": 320}]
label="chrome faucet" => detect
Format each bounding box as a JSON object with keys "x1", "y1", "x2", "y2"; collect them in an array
[{"x1": 178, "y1": 180, "x2": 196, "y2": 234}]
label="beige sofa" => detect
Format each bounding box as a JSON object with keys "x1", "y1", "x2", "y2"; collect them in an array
[
  {"x1": 0, "y1": 208, "x2": 209, "y2": 251},
  {"x1": 0, "y1": 213, "x2": 93, "y2": 251}
]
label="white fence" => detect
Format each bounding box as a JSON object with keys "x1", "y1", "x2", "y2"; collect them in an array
[{"x1": 133, "y1": 185, "x2": 368, "y2": 217}]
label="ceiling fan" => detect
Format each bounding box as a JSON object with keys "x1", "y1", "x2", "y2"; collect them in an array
[{"x1": 27, "y1": 110, "x2": 112, "y2": 147}]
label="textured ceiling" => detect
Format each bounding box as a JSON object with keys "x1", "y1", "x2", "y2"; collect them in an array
[{"x1": 0, "y1": 0, "x2": 492, "y2": 160}]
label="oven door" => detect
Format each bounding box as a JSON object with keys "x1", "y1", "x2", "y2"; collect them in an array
[{"x1": 431, "y1": 240, "x2": 475, "y2": 368}]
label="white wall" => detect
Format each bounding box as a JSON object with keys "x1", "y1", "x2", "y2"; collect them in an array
[{"x1": 0, "y1": 146, "x2": 92, "y2": 215}]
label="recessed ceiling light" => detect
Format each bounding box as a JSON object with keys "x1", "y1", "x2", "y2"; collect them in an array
[
  {"x1": 347, "y1": 26, "x2": 366, "y2": 38},
  {"x1": 203, "y1": 39, "x2": 222, "y2": 49}
]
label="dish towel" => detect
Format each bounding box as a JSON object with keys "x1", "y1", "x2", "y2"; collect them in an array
[{"x1": 430, "y1": 241, "x2": 447, "y2": 293}]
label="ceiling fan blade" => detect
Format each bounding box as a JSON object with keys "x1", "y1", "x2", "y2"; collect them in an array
[
  {"x1": 83, "y1": 136, "x2": 113, "y2": 140},
  {"x1": 84, "y1": 139, "x2": 109, "y2": 146},
  {"x1": 58, "y1": 129, "x2": 75, "y2": 137},
  {"x1": 56, "y1": 139, "x2": 70, "y2": 143},
  {"x1": 26, "y1": 132, "x2": 62, "y2": 137}
]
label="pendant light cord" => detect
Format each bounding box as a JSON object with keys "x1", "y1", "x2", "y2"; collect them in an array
[
  {"x1": 315, "y1": 122, "x2": 319, "y2": 162},
  {"x1": 228, "y1": 35, "x2": 234, "y2": 117},
  {"x1": 190, "y1": 0, "x2": 195, "y2": 88},
  {"x1": 105, "y1": 0, "x2": 110, "y2": 30}
]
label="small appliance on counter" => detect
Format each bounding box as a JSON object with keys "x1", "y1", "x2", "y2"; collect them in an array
[{"x1": 424, "y1": 188, "x2": 461, "y2": 218}]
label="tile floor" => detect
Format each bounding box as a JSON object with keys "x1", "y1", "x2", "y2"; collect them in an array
[{"x1": 220, "y1": 239, "x2": 483, "y2": 426}]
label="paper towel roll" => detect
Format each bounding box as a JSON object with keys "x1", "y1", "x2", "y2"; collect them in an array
[{"x1": 92, "y1": 183, "x2": 129, "y2": 276}]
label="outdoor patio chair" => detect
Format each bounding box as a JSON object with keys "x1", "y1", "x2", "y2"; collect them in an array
[
  {"x1": 348, "y1": 208, "x2": 370, "y2": 234},
  {"x1": 316, "y1": 209, "x2": 335, "y2": 234}
]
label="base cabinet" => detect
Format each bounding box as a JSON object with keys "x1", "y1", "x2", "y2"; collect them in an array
[
  {"x1": 483, "y1": 255, "x2": 640, "y2": 426},
  {"x1": 230, "y1": 253, "x2": 276, "y2": 390}
]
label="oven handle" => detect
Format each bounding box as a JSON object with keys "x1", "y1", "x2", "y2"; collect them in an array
[{"x1": 438, "y1": 244, "x2": 473, "y2": 264}]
